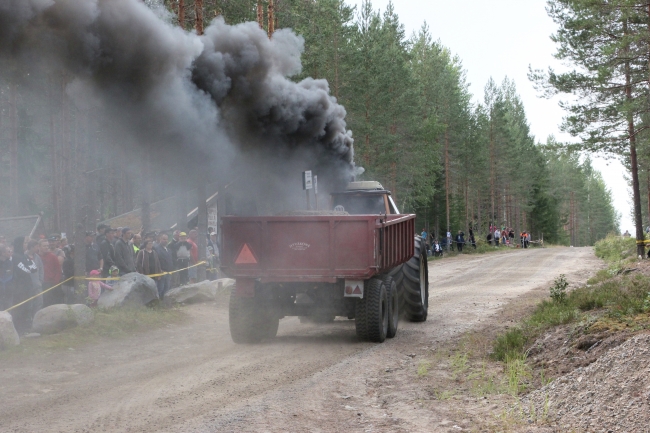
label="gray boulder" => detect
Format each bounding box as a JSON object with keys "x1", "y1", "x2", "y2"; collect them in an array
[
  {"x1": 165, "y1": 278, "x2": 235, "y2": 304},
  {"x1": 32, "y1": 304, "x2": 94, "y2": 334},
  {"x1": 98, "y1": 272, "x2": 159, "y2": 309},
  {"x1": 0, "y1": 311, "x2": 19, "y2": 349}
]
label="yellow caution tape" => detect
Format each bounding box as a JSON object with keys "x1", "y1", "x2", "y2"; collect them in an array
[
  {"x1": 2, "y1": 262, "x2": 209, "y2": 312},
  {"x1": 3, "y1": 277, "x2": 74, "y2": 313}
]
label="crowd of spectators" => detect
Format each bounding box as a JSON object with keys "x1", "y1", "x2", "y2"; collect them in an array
[
  {"x1": 419, "y1": 224, "x2": 534, "y2": 257},
  {"x1": 0, "y1": 224, "x2": 220, "y2": 335}
]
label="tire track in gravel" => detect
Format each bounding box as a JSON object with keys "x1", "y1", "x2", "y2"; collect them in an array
[{"x1": 0, "y1": 247, "x2": 601, "y2": 433}]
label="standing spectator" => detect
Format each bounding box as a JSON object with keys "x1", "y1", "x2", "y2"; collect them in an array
[
  {"x1": 85, "y1": 232, "x2": 103, "y2": 274},
  {"x1": 131, "y1": 233, "x2": 141, "y2": 256},
  {"x1": 0, "y1": 244, "x2": 13, "y2": 311},
  {"x1": 468, "y1": 228, "x2": 477, "y2": 249},
  {"x1": 10, "y1": 237, "x2": 38, "y2": 334},
  {"x1": 154, "y1": 234, "x2": 173, "y2": 299},
  {"x1": 62, "y1": 245, "x2": 76, "y2": 303},
  {"x1": 100, "y1": 228, "x2": 116, "y2": 277},
  {"x1": 455, "y1": 231, "x2": 465, "y2": 253},
  {"x1": 39, "y1": 239, "x2": 63, "y2": 307},
  {"x1": 96, "y1": 223, "x2": 109, "y2": 247},
  {"x1": 112, "y1": 228, "x2": 121, "y2": 246},
  {"x1": 188, "y1": 229, "x2": 199, "y2": 284},
  {"x1": 173, "y1": 232, "x2": 192, "y2": 285},
  {"x1": 502, "y1": 228, "x2": 507, "y2": 246},
  {"x1": 114, "y1": 227, "x2": 136, "y2": 275},
  {"x1": 47, "y1": 234, "x2": 66, "y2": 266},
  {"x1": 494, "y1": 227, "x2": 501, "y2": 246},
  {"x1": 136, "y1": 239, "x2": 162, "y2": 280},
  {"x1": 208, "y1": 232, "x2": 220, "y2": 280},
  {"x1": 169, "y1": 230, "x2": 180, "y2": 287}
]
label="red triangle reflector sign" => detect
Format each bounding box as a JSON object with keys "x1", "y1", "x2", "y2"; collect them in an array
[{"x1": 235, "y1": 244, "x2": 257, "y2": 264}]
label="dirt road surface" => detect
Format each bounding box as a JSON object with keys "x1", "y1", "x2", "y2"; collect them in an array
[{"x1": 0, "y1": 247, "x2": 600, "y2": 433}]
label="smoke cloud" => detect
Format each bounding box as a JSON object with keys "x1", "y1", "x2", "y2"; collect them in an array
[{"x1": 0, "y1": 0, "x2": 355, "y2": 214}]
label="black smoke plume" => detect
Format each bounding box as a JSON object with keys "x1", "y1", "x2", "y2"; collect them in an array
[{"x1": 0, "y1": 0, "x2": 355, "y2": 213}]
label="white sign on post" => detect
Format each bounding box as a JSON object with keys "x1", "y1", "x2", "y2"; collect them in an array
[
  {"x1": 313, "y1": 175, "x2": 318, "y2": 194},
  {"x1": 303, "y1": 170, "x2": 313, "y2": 190}
]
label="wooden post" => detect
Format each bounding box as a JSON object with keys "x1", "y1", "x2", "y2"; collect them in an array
[
  {"x1": 74, "y1": 222, "x2": 86, "y2": 281},
  {"x1": 196, "y1": 181, "x2": 208, "y2": 282},
  {"x1": 177, "y1": 188, "x2": 186, "y2": 232}
]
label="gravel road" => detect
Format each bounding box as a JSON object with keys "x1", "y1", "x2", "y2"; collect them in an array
[{"x1": 0, "y1": 247, "x2": 600, "y2": 433}]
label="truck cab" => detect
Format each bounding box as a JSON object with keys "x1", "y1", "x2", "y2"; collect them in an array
[{"x1": 330, "y1": 181, "x2": 400, "y2": 215}]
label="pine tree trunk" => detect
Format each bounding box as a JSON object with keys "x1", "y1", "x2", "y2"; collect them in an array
[
  {"x1": 257, "y1": 2, "x2": 264, "y2": 29},
  {"x1": 489, "y1": 110, "x2": 495, "y2": 228},
  {"x1": 624, "y1": 19, "x2": 645, "y2": 257},
  {"x1": 178, "y1": 0, "x2": 185, "y2": 29},
  {"x1": 464, "y1": 177, "x2": 469, "y2": 234},
  {"x1": 49, "y1": 86, "x2": 60, "y2": 231},
  {"x1": 267, "y1": 0, "x2": 274, "y2": 37},
  {"x1": 195, "y1": 0, "x2": 203, "y2": 35},
  {"x1": 8, "y1": 83, "x2": 18, "y2": 215},
  {"x1": 646, "y1": 172, "x2": 650, "y2": 229},
  {"x1": 444, "y1": 128, "x2": 450, "y2": 249}
]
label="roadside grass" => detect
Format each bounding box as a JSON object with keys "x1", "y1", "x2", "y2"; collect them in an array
[
  {"x1": 593, "y1": 234, "x2": 636, "y2": 262},
  {"x1": 491, "y1": 234, "x2": 650, "y2": 390},
  {"x1": 0, "y1": 306, "x2": 187, "y2": 359}
]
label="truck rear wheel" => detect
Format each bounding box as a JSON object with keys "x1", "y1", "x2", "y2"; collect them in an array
[
  {"x1": 229, "y1": 290, "x2": 279, "y2": 344},
  {"x1": 400, "y1": 236, "x2": 429, "y2": 322},
  {"x1": 380, "y1": 275, "x2": 399, "y2": 338},
  {"x1": 355, "y1": 278, "x2": 388, "y2": 343}
]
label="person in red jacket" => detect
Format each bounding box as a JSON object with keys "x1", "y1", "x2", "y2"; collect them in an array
[{"x1": 39, "y1": 239, "x2": 63, "y2": 307}]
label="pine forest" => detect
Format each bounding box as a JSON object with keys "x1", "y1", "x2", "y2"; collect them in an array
[{"x1": 0, "y1": 0, "x2": 621, "y2": 246}]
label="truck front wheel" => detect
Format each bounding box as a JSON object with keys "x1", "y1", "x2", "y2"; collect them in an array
[
  {"x1": 229, "y1": 290, "x2": 279, "y2": 344},
  {"x1": 355, "y1": 278, "x2": 388, "y2": 343}
]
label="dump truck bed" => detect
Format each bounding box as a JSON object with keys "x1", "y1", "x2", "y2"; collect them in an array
[{"x1": 221, "y1": 214, "x2": 415, "y2": 283}]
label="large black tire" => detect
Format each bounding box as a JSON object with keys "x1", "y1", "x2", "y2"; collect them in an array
[
  {"x1": 229, "y1": 289, "x2": 279, "y2": 344},
  {"x1": 355, "y1": 278, "x2": 388, "y2": 343},
  {"x1": 380, "y1": 275, "x2": 399, "y2": 338},
  {"x1": 400, "y1": 236, "x2": 429, "y2": 322}
]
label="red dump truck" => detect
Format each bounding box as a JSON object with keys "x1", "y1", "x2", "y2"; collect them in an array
[{"x1": 220, "y1": 181, "x2": 429, "y2": 343}]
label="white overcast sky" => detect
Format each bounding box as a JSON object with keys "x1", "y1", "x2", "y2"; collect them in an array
[{"x1": 348, "y1": 0, "x2": 630, "y2": 232}]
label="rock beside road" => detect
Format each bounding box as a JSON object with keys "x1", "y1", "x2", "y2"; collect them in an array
[
  {"x1": 98, "y1": 273, "x2": 159, "y2": 309},
  {"x1": 165, "y1": 279, "x2": 235, "y2": 304},
  {"x1": 32, "y1": 304, "x2": 94, "y2": 334},
  {"x1": 0, "y1": 311, "x2": 20, "y2": 348},
  {"x1": 522, "y1": 332, "x2": 650, "y2": 432}
]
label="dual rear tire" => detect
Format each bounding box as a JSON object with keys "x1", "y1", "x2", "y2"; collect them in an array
[
  {"x1": 354, "y1": 235, "x2": 429, "y2": 342},
  {"x1": 354, "y1": 275, "x2": 399, "y2": 343}
]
